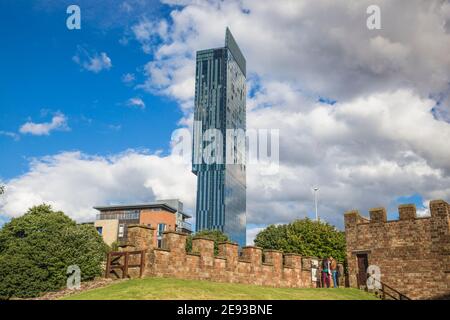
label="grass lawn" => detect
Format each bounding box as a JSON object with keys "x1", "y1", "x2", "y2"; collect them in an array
[{"x1": 64, "y1": 277, "x2": 378, "y2": 300}]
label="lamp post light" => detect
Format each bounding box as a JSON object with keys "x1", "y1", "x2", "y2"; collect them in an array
[{"x1": 313, "y1": 187, "x2": 319, "y2": 221}]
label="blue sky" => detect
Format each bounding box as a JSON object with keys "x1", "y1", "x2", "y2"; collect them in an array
[
  {"x1": 1, "y1": 1, "x2": 449, "y2": 242},
  {"x1": 0, "y1": 1, "x2": 179, "y2": 179}
]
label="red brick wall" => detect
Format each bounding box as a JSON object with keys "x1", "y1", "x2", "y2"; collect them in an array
[
  {"x1": 345, "y1": 200, "x2": 450, "y2": 299},
  {"x1": 139, "y1": 209, "x2": 176, "y2": 245},
  {"x1": 125, "y1": 227, "x2": 316, "y2": 289}
]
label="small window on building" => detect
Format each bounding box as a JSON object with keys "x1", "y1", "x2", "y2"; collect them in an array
[
  {"x1": 96, "y1": 227, "x2": 103, "y2": 235},
  {"x1": 118, "y1": 224, "x2": 125, "y2": 238},
  {"x1": 157, "y1": 223, "x2": 166, "y2": 237}
]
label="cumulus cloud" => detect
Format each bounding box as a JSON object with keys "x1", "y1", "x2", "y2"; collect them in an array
[
  {"x1": 73, "y1": 46, "x2": 112, "y2": 73},
  {"x1": 132, "y1": 18, "x2": 168, "y2": 53},
  {"x1": 246, "y1": 88, "x2": 450, "y2": 227},
  {"x1": 126, "y1": 97, "x2": 146, "y2": 109},
  {"x1": 0, "y1": 151, "x2": 196, "y2": 222},
  {"x1": 19, "y1": 113, "x2": 69, "y2": 136},
  {"x1": 133, "y1": 0, "x2": 450, "y2": 110},
  {"x1": 6, "y1": 0, "x2": 449, "y2": 241},
  {"x1": 246, "y1": 226, "x2": 265, "y2": 245},
  {"x1": 127, "y1": 0, "x2": 450, "y2": 230}
]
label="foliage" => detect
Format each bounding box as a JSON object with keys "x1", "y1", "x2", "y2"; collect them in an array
[
  {"x1": 185, "y1": 229, "x2": 230, "y2": 255},
  {"x1": 0, "y1": 204, "x2": 108, "y2": 299},
  {"x1": 109, "y1": 241, "x2": 119, "y2": 252},
  {"x1": 0, "y1": 185, "x2": 4, "y2": 195},
  {"x1": 254, "y1": 218, "x2": 346, "y2": 262}
]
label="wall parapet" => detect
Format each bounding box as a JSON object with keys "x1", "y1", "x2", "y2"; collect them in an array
[
  {"x1": 124, "y1": 225, "x2": 316, "y2": 289},
  {"x1": 345, "y1": 200, "x2": 450, "y2": 227}
]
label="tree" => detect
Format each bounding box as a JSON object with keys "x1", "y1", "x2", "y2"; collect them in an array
[
  {"x1": 254, "y1": 218, "x2": 346, "y2": 262},
  {"x1": 0, "y1": 185, "x2": 4, "y2": 195},
  {"x1": 0, "y1": 204, "x2": 108, "y2": 299},
  {"x1": 185, "y1": 229, "x2": 230, "y2": 255}
]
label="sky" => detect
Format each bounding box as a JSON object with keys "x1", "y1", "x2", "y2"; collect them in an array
[{"x1": 1, "y1": 0, "x2": 450, "y2": 244}]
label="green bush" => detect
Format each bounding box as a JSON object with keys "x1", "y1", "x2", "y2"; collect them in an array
[
  {"x1": 0, "y1": 204, "x2": 108, "y2": 299},
  {"x1": 254, "y1": 218, "x2": 346, "y2": 262},
  {"x1": 185, "y1": 230, "x2": 230, "y2": 255},
  {"x1": 109, "y1": 241, "x2": 119, "y2": 252}
]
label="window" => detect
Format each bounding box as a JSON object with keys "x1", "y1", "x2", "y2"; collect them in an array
[
  {"x1": 157, "y1": 224, "x2": 166, "y2": 248},
  {"x1": 118, "y1": 224, "x2": 125, "y2": 238},
  {"x1": 157, "y1": 223, "x2": 166, "y2": 237},
  {"x1": 96, "y1": 227, "x2": 103, "y2": 235}
]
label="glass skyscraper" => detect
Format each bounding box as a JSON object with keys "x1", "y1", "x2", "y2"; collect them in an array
[{"x1": 192, "y1": 28, "x2": 246, "y2": 247}]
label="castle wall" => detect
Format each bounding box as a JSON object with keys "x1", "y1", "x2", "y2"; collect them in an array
[
  {"x1": 124, "y1": 227, "x2": 316, "y2": 289},
  {"x1": 345, "y1": 200, "x2": 450, "y2": 299}
]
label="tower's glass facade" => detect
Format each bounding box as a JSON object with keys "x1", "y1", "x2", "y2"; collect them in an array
[{"x1": 192, "y1": 28, "x2": 246, "y2": 247}]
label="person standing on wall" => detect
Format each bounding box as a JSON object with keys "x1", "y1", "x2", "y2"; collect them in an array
[
  {"x1": 330, "y1": 256, "x2": 338, "y2": 288},
  {"x1": 321, "y1": 257, "x2": 331, "y2": 288}
]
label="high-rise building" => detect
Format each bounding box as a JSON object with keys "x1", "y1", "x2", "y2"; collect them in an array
[{"x1": 192, "y1": 28, "x2": 246, "y2": 247}]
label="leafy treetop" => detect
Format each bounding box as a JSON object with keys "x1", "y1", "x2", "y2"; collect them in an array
[{"x1": 254, "y1": 218, "x2": 346, "y2": 262}]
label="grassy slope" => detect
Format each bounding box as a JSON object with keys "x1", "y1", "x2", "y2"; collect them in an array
[{"x1": 64, "y1": 277, "x2": 378, "y2": 300}]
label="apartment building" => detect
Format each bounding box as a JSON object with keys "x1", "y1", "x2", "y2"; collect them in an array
[{"x1": 94, "y1": 199, "x2": 192, "y2": 247}]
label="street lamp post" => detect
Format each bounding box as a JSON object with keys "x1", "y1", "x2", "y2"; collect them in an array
[{"x1": 313, "y1": 187, "x2": 319, "y2": 221}]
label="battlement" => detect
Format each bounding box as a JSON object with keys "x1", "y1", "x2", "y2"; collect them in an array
[
  {"x1": 344, "y1": 199, "x2": 450, "y2": 299},
  {"x1": 344, "y1": 199, "x2": 449, "y2": 226},
  {"x1": 124, "y1": 226, "x2": 318, "y2": 289}
]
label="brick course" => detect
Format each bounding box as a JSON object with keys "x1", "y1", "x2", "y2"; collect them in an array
[
  {"x1": 123, "y1": 228, "x2": 316, "y2": 289},
  {"x1": 345, "y1": 199, "x2": 450, "y2": 299}
]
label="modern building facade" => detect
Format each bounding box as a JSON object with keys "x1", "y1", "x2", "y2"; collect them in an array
[
  {"x1": 94, "y1": 199, "x2": 192, "y2": 247},
  {"x1": 192, "y1": 28, "x2": 246, "y2": 246}
]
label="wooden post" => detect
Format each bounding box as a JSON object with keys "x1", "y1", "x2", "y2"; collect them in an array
[
  {"x1": 123, "y1": 252, "x2": 129, "y2": 279},
  {"x1": 105, "y1": 252, "x2": 111, "y2": 278}
]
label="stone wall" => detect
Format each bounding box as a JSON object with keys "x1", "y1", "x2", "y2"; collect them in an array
[
  {"x1": 123, "y1": 227, "x2": 316, "y2": 289},
  {"x1": 345, "y1": 199, "x2": 450, "y2": 299}
]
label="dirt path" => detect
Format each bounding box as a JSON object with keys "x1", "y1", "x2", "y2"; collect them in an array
[{"x1": 29, "y1": 278, "x2": 125, "y2": 300}]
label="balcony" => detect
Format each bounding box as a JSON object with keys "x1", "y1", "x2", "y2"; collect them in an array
[
  {"x1": 178, "y1": 220, "x2": 192, "y2": 232},
  {"x1": 96, "y1": 211, "x2": 140, "y2": 221}
]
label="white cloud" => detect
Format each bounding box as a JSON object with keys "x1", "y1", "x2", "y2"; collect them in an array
[
  {"x1": 126, "y1": 97, "x2": 146, "y2": 109},
  {"x1": 246, "y1": 226, "x2": 264, "y2": 246},
  {"x1": 0, "y1": 131, "x2": 20, "y2": 141},
  {"x1": 73, "y1": 47, "x2": 112, "y2": 73},
  {"x1": 131, "y1": 18, "x2": 168, "y2": 54},
  {"x1": 6, "y1": 0, "x2": 449, "y2": 236},
  {"x1": 246, "y1": 88, "x2": 450, "y2": 227},
  {"x1": 126, "y1": 0, "x2": 450, "y2": 230},
  {"x1": 122, "y1": 72, "x2": 136, "y2": 85},
  {"x1": 19, "y1": 113, "x2": 69, "y2": 136},
  {"x1": 133, "y1": 0, "x2": 450, "y2": 111},
  {"x1": 0, "y1": 151, "x2": 196, "y2": 222}
]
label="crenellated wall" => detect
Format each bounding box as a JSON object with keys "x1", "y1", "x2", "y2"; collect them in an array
[
  {"x1": 124, "y1": 227, "x2": 316, "y2": 289},
  {"x1": 345, "y1": 199, "x2": 450, "y2": 299}
]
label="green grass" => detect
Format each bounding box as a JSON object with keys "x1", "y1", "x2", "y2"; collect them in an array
[{"x1": 64, "y1": 277, "x2": 378, "y2": 300}]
